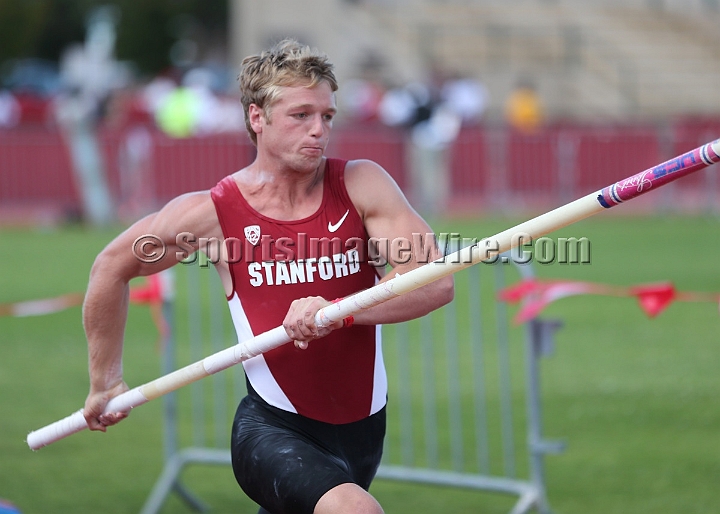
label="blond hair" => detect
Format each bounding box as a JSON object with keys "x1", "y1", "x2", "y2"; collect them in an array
[{"x1": 238, "y1": 38, "x2": 338, "y2": 145}]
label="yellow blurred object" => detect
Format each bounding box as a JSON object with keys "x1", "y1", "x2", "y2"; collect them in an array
[
  {"x1": 156, "y1": 87, "x2": 200, "y2": 138},
  {"x1": 505, "y1": 86, "x2": 543, "y2": 133}
]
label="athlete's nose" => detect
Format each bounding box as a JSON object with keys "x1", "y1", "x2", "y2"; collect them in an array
[{"x1": 308, "y1": 114, "x2": 324, "y2": 138}]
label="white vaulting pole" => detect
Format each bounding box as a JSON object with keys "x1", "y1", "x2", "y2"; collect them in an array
[{"x1": 26, "y1": 139, "x2": 720, "y2": 450}]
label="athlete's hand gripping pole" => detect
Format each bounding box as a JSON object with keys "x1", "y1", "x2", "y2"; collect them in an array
[{"x1": 27, "y1": 139, "x2": 720, "y2": 451}]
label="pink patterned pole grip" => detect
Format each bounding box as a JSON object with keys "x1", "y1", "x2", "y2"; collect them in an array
[{"x1": 597, "y1": 140, "x2": 720, "y2": 208}]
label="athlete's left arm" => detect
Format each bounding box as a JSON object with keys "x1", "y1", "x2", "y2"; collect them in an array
[{"x1": 343, "y1": 159, "x2": 454, "y2": 324}]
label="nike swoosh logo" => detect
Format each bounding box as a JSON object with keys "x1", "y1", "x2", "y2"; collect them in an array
[{"x1": 328, "y1": 209, "x2": 350, "y2": 233}]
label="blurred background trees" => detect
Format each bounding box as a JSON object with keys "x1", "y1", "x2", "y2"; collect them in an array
[{"x1": 0, "y1": 0, "x2": 228, "y2": 77}]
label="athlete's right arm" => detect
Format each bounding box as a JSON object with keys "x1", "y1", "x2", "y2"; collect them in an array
[{"x1": 82, "y1": 191, "x2": 223, "y2": 432}]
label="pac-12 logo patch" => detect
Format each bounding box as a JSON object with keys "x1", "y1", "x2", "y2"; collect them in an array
[{"x1": 244, "y1": 225, "x2": 261, "y2": 245}]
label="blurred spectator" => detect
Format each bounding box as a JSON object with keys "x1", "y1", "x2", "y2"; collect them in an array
[
  {"x1": 212, "y1": 94, "x2": 244, "y2": 133},
  {"x1": 152, "y1": 67, "x2": 243, "y2": 137},
  {"x1": 378, "y1": 75, "x2": 461, "y2": 216},
  {"x1": 0, "y1": 90, "x2": 21, "y2": 128},
  {"x1": 0, "y1": 58, "x2": 61, "y2": 124},
  {"x1": 102, "y1": 85, "x2": 154, "y2": 130},
  {"x1": 410, "y1": 103, "x2": 461, "y2": 150},
  {"x1": 341, "y1": 78, "x2": 386, "y2": 123},
  {"x1": 55, "y1": 6, "x2": 135, "y2": 127},
  {"x1": 0, "y1": 58, "x2": 62, "y2": 97},
  {"x1": 505, "y1": 77, "x2": 543, "y2": 133},
  {"x1": 142, "y1": 75, "x2": 177, "y2": 115},
  {"x1": 379, "y1": 77, "x2": 463, "y2": 149},
  {"x1": 154, "y1": 79, "x2": 202, "y2": 138},
  {"x1": 183, "y1": 67, "x2": 240, "y2": 134},
  {"x1": 339, "y1": 51, "x2": 387, "y2": 123},
  {"x1": 379, "y1": 81, "x2": 435, "y2": 129},
  {"x1": 117, "y1": 125, "x2": 154, "y2": 221},
  {"x1": 440, "y1": 72, "x2": 488, "y2": 125},
  {"x1": 377, "y1": 84, "x2": 416, "y2": 127},
  {"x1": 52, "y1": 5, "x2": 125, "y2": 227}
]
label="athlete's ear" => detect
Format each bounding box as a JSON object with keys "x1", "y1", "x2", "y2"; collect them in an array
[{"x1": 248, "y1": 104, "x2": 264, "y2": 135}]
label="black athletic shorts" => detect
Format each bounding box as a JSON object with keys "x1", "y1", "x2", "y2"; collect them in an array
[{"x1": 231, "y1": 385, "x2": 386, "y2": 514}]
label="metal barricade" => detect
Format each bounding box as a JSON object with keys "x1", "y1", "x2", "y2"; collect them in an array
[{"x1": 141, "y1": 254, "x2": 564, "y2": 514}]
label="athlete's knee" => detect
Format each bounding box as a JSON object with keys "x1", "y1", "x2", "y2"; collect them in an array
[{"x1": 314, "y1": 483, "x2": 384, "y2": 514}]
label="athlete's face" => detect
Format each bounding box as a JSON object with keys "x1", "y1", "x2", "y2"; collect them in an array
[{"x1": 254, "y1": 81, "x2": 337, "y2": 173}]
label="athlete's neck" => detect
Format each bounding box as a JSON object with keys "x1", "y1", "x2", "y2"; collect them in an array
[{"x1": 233, "y1": 159, "x2": 326, "y2": 220}]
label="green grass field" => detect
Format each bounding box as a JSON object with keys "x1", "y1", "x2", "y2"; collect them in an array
[{"x1": 1, "y1": 214, "x2": 719, "y2": 513}]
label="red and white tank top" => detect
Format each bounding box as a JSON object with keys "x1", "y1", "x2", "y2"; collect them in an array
[{"x1": 210, "y1": 158, "x2": 387, "y2": 424}]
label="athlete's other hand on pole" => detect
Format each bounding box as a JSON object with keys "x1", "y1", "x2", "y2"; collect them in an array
[
  {"x1": 283, "y1": 296, "x2": 344, "y2": 350},
  {"x1": 83, "y1": 380, "x2": 130, "y2": 432}
]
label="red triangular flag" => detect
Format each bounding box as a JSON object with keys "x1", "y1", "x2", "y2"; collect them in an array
[
  {"x1": 629, "y1": 282, "x2": 676, "y2": 318},
  {"x1": 511, "y1": 280, "x2": 615, "y2": 324},
  {"x1": 497, "y1": 278, "x2": 541, "y2": 303},
  {"x1": 129, "y1": 274, "x2": 164, "y2": 304}
]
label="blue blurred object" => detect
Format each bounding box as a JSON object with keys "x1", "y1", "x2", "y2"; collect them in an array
[
  {"x1": 1, "y1": 58, "x2": 62, "y2": 97},
  {"x1": 0, "y1": 499, "x2": 21, "y2": 514}
]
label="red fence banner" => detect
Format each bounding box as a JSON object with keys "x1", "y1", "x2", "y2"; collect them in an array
[{"x1": 499, "y1": 277, "x2": 720, "y2": 323}]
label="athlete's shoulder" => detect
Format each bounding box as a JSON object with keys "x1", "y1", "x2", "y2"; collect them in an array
[
  {"x1": 209, "y1": 174, "x2": 238, "y2": 199},
  {"x1": 164, "y1": 190, "x2": 214, "y2": 214},
  {"x1": 151, "y1": 190, "x2": 219, "y2": 237},
  {"x1": 344, "y1": 158, "x2": 404, "y2": 198},
  {"x1": 344, "y1": 159, "x2": 398, "y2": 188},
  {"x1": 344, "y1": 158, "x2": 383, "y2": 173}
]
